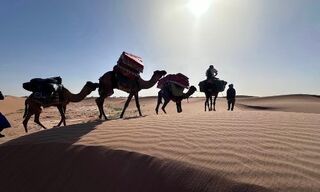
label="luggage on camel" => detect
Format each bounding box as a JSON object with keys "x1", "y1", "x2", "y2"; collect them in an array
[
  {"x1": 169, "y1": 83, "x2": 185, "y2": 97},
  {"x1": 157, "y1": 73, "x2": 190, "y2": 97},
  {"x1": 23, "y1": 76, "x2": 63, "y2": 102},
  {"x1": 199, "y1": 79, "x2": 227, "y2": 93},
  {"x1": 113, "y1": 52, "x2": 144, "y2": 80},
  {"x1": 157, "y1": 73, "x2": 190, "y2": 89}
]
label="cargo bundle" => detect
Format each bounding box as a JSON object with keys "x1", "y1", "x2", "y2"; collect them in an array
[
  {"x1": 157, "y1": 73, "x2": 190, "y2": 89},
  {"x1": 113, "y1": 52, "x2": 144, "y2": 79}
]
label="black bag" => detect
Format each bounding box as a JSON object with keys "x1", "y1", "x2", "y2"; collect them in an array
[{"x1": 0, "y1": 113, "x2": 11, "y2": 130}]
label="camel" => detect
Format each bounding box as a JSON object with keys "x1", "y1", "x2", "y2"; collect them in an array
[
  {"x1": 96, "y1": 70, "x2": 167, "y2": 119},
  {"x1": 155, "y1": 84, "x2": 197, "y2": 114},
  {"x1": 23, "y1": 81, "x2": 99, "y2": 133},
  {"x1": 199, "y1": 80, "x2": 227, "y2": 111}
]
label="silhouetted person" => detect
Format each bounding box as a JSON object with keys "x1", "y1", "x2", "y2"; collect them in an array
[
  {"x1": 226, "y1": 84, "x2": 236, "y2": 111},
  {"x1": 206, "y1": 65, "x2": 218, "y2": 81}
]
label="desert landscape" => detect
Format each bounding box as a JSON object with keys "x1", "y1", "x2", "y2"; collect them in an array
[
  {"x1": 0, "y1": 95, "x2": 319, "y2": 192},
  {"x1": 1, "y1": 1, "x2": 319, "y2": 191}
]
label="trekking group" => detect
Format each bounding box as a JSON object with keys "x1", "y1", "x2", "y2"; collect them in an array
[{"x1": 0, "y1": 52, "x2": 236, "y2": 137}]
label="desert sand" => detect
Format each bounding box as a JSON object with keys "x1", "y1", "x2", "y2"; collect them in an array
[{"x1": 0, "y1": 95, "x2": 319, "y2": 192}]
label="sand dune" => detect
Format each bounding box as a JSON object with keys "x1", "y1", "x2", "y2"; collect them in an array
[
  {"x1": 0, "y1": 96, "x2": 25, "y2": 114},
  {"x1": 0, "y1": 143, "x2": 270, "y2": 192},
  {"x1": 236, "y1": 94, "x2": 320, "y2": 114},
  {"x1": 0, "y1": 95, "x2": 320, "y2": 191}
]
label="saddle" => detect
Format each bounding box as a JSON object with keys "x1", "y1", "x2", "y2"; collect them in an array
[{"x1": 199, "y1": 79, "x2": 227, "y2": 93}]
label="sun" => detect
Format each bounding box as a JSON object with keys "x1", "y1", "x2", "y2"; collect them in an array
[{"x1": 187, "y1": 0, "x2": 212, "y2": 18}]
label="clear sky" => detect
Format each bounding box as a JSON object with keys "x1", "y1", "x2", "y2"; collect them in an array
[{"x1": 0, "y1": 0, "x2": 319, "y2": 97}]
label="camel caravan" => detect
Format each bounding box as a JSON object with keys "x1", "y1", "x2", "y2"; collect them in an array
[{"x1": 21, "y1": 51, "x2": 232, "y2": 133}]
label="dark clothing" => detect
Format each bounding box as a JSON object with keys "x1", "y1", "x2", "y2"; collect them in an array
[
  {"x1": 206, "y1": 68, "x2": 218, "y2": 80},
  {"x1": 227, "y1": 88, "x2": 236, "y2": 100},
  {"x1": 226, "y1": 87, "x2": 236, "y2": 111},
  {"x1": 0, "y1": 112, "x2": 11, "y2": 136},
  {"x1": 0, "y1": 92, "x2": 10, "y2": 137},
  {"x1": 0, "y1": 91, "x2": 4, "y2": 100},
  {"x1": 228, "y1": 99, "x2": 235, "y2": 111}
]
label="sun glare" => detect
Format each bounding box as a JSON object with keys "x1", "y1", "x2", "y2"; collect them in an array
[{"x1": 187, "y1": 0, "x2": 212, "y2": 18}]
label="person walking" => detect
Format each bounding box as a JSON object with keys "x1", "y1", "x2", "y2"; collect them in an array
[{"x1": 226, "y1": 84, "x2": 236, "y2": 111}]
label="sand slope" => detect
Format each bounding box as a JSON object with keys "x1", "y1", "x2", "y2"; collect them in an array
[
  {"x1": 0, "y1": 96, "x2": 25, "y2": 114},
  {"x1": 236, "y1": 94, "x2": 320, "y2": 114},
  {"x1": 1, "y1": 95, "x2": 320, "y2": 191}
]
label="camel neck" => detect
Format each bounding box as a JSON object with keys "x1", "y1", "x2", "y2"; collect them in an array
[
  {"x1": 138, "y1": 74, "x2": 159, "y2": 90},
  {"x1": 64, "y1": 86, "x2": 91, "y2": 102}
]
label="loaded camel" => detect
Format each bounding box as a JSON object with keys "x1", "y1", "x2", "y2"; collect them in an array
[
  {"x1": 156, "y1": 84, "x2": 196, "y2": 114},
  {"x1": 23, "y1": 81, "x2": 99, "y2": 133},
  {"x1": 96, "y1": 70, "x2": 167, "y2": 119},
  {"x1": 199, "y1": 80, "x2": 227, "y2": 111}
]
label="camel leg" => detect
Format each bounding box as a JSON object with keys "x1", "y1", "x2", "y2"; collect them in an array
[
  {"x1": 63, "y1": 105, "x2": 67, "y2": 126},
  {"x1": 96, "y1": 95, "x2": 108, "y2": 120},
  {"x1": 205, "y1": 98, "x2": 207, "y2": 111},
  {"x1": 210, "y1": 96, "x2": 213, "y2": 111},
  {"x1": 23, "y1": 101, "x2": 28, "y2": 118},
  {"x1": 213, "y1": 95, "x2": 217, "y2": 111},
  {"x1": 176, "y1": 101, "x2": 182, "y2": 113},
  {"x1": 120, "y1": 93, "x2": 134, "y2": 118},
  {"x1": 161, "y1": 99, "x2": 170, "y2": 114},
  {"x1": 155, "y1": 91, "x2": 162, "y2": 114},
  {"x1": 23, "y1": 112, "x2": 33, "y2": 133},
  {"x1": 57, "y1": 105, "x2": 66, "y2": 127},
  {"x1": 205, "y1": 96, "x2": 209, "y2": 112},
  {"x1": 134, "y1": 93, "x2": 142, "y2": 116},
  {"x1": 34, "y1": 113, "x2": 47, "y2": 130}
]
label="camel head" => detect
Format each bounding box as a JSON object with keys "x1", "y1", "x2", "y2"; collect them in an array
[
  {"x1": 85, "y1": 81, "x2": 99, "y2": 91},
  {"x1": 221, "y1": 80, "x2": 228, "y2": 91},
  {"x1": 153, "y1": 70, "x2": 167, "y2": 79},
  {"x1": 189, "y1": 86, "x2": 197, "y2": 95},
  {"x1": 183, "y1": 86, "x2": 197, "y2": 99}
]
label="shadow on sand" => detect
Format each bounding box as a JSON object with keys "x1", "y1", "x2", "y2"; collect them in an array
[
  {"x1": 0, "y1": 118, "x2": 273, "y2": 192},
  {"x1": 236, "y1": 104, "x2": 278, "y2": 111},
  {"x1": 2, "y1": 120, "x2": 103, "y2": 146}
]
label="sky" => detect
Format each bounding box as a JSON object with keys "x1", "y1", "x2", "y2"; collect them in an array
[{"x1": 0, "y1": 0, "x2": 319, "y2": 97}]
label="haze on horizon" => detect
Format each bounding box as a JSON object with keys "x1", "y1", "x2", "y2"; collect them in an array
[{"x1": 0, "y1": 0, "x2": 319, "y2": 97}]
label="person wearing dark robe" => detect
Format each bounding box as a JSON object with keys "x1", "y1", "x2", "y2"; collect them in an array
[
  {"x1": 206, "y1": 65, "x2": 218, "y2": 80},
  {"x1": 226, "y1": 84, "x2": 236, "y2": 111}
]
